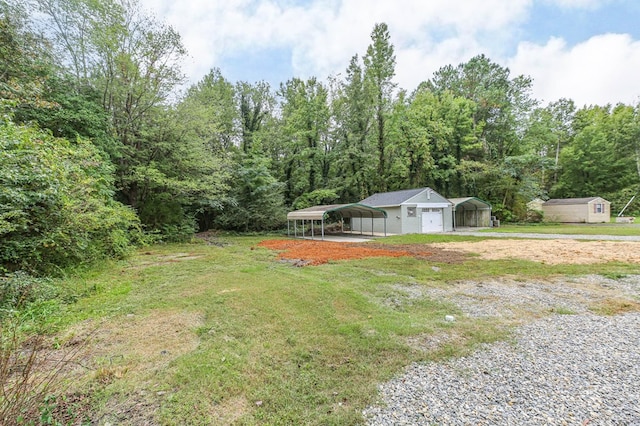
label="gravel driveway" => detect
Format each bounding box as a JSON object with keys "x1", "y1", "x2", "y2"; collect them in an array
[
  {"x1": 450, "y1": 230, "x2": 640, "y2": 241},
  {"x1": 364, "y1": 275, "x2": 640, "y2": 426}
]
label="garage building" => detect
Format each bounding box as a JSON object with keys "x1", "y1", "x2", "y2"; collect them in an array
[{"x1": 354, "y1": 187, "x2": 454, "y2": 234}]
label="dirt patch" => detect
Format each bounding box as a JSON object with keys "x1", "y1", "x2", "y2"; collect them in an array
[
  {"x1": 195, "y1": 230, "x2": 229, "y2": 247},
  {"x1": 259, "y1": 238, "x2": 640, "y2": 266},
  {"x1": 87, "y1": 310, "x2": 203, "y2": 376},
  {"x1": 50, "y1": 310, "x2": 204, "y2": 424},
  {"x1": 431, "y1": 239, "x2": 640, "y2": 265},
  {"x1": 205, "y1": 395, "x2": 251, "y2": 424},
  {"x1": 257, "y1": 239, "x2": 467, "y2": 266},
  {"x1": 52, "y1": 310, "x2": 202, "y2": 388},
  {"x1": 127, "y1": 252, "x2": 205, "y2": 269}
]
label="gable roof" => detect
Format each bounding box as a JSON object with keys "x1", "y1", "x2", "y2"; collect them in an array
[
  {"x1": 543, "y1": 197, "x2": 607, "y2": 206},
  {"x1": 287, "y1": 203, "x2": 387, "y2": 221},
  {"x1": 360, "y1": 188, "x2": 428, "y2": 207}
]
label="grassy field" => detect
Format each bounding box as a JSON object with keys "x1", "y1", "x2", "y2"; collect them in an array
[
  {"x1": 33, "y1": 234, "x2": 640, "y2": 424},
  {"x1": 481, "y1": 222, "x2": 640, "y2": 236}
]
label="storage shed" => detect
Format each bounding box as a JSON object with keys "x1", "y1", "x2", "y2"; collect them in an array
[
  {"x1": 542, "y1": 197, "x2": 610, "y2": 223},
  {"x1": 449, "y1": 197, "x2": 492, "y2": 228},
  {"x1": 355, "y1": 188, "x2": 454, "y2": 234}
]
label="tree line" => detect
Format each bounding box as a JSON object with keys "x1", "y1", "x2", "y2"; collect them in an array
[{"x1": 2, "y1": 0, "x2": 640, "y2": 274}]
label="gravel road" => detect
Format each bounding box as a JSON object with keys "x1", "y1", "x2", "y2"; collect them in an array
[
  {"x1": 364, "y1": 276, "x2": 640, "y2": 426},
  {"x1": 449, "y1": 230, "x2": 640, "y2": 241}
]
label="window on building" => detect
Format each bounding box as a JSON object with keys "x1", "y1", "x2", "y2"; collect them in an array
[
  {"x1": 407, "y1": 207, "x2": 416, "y2": 217},
  {"x1": 595, "y1": 203, "x2": 605, "y2": 213}
]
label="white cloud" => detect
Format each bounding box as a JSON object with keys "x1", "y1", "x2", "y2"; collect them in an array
[
  {"x1": 508, "y1": 34, "x2": 640, "y2": 106},
  {"x1": 139, "y1": 0, "x2": 640, "y2": 106},
  {"x1": 140, "y1": 0, "x2": 531, "y2": 87},
  {"x1": 289, "y1": 0, "x2": 532, "y2": 81},
  {"x1": 542, "y1": 0, "x2": 609, "y2": 9}
]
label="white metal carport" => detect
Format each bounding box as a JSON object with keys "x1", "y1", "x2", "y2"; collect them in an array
[{"x1": 287, "y1": 203, "x2": 388, "y2": 240}]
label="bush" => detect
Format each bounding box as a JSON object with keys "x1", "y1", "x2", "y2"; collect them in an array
[
  {"x1": 491, "y1": 203, "x2": 516, "y2": 223},
  {"x1": 0, "y1": 119, "x2": 143, "y2": 275},
  {"x1": 526, "y1": 209, "x2": 544, "y2": 223},
  {"x1": 0, "y1": 272, "x2": 56, "y2": 316}
]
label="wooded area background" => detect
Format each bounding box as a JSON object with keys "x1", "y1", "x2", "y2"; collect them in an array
[{"x1": 2, "y1": 0, "x2": 640, "y2": 273}]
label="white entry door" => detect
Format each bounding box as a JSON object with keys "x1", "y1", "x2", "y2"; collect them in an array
[{"x1": 421, "y1": 209, "x2": 443, "y2": 233}]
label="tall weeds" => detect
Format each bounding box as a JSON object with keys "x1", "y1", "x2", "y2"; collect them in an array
[
  {"x1": 1, "y1": 271, "x2": 89, "y2": 425},
  {"x1": 1, "y1": 315, "x2": 90, "y2": 425}
]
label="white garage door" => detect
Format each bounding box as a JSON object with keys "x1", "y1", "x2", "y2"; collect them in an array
[{"x1": 421, "y1": 208, "x2": 443, "y2": 233}]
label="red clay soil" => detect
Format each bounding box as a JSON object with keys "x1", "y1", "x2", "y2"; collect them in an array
[{"x1": 257, "y1": 239, "x2": 467, "y2": 266}]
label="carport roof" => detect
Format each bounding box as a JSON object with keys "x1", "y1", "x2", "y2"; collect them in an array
[
  {"x1": 287, "y1": 203, "x2": 388, "y2": 221},
  {"x1": 449, "y1": 197, "x2": 492, "y2": 209}
]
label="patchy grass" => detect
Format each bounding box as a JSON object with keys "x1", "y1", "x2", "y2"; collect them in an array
[
  {"x1": 589, "y1": 298, "x2": 640, "y2": 316},
  {"x1": 483, "y1": 223, "x2": 640, "y2": 236},
  {"x1": 378, "y1": 233, "x2": 485, "y2": 244},
  {"x1": 22, "y1": 235, "x2": 640, "y2": 425},
  {"x1": 548, "y1": 306, "x2": 577, "y2": 315}
]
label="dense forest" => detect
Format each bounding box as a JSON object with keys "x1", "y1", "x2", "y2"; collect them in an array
[{"x1": 2, "y1": 0, "x2": 640, "y2": 275}]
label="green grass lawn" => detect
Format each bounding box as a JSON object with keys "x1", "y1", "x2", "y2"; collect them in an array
[
  {"x1": 43, "y1": 234, "x2": 640, "y2": 425},
  {"x1": 481, "y1": 222, "x2": 640, "y2": 236}
]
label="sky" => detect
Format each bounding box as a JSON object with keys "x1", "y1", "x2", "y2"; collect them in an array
[{"x1": 139, "y1": 0, "x2": 640, "y2": 107}]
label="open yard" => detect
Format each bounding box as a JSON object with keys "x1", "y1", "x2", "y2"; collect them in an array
[
  {"x1": 13, "y1": 232, "x2": 640, "y2": 425},
  {"x1": 259, "y1": 237, "x2": 640, "y2": 265}
]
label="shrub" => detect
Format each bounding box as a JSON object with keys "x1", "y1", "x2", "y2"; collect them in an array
[
  {"x1": 0, "y1": 272, "x2": 56, "y2": 316},
  {"x1": 526, "y1": 209, "x2": 544, "y2": 223},
  {"x1": 0, "y1": 118, "x2": 143, "y2": 275}
]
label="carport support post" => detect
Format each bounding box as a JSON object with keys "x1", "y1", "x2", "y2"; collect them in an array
[
  {"x1": 475, "y1": 205, "x2": 479, "y2": 227},
  {"x1": 311, "y1": 219, "x2": 315, "y2": 240},
  {"x1": 453, "y1": 207, "x2": 456, "y2": 231},
  {"x1": 371, "y1": 213, "x2": 374, "y2": 236},
  {"x1": 321, "y1": 216, "x2": 325, "y2": 240}
]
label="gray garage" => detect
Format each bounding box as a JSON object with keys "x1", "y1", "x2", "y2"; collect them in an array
[{"x1": 354, "y1": 188, "x2": 454, "y2": 234}]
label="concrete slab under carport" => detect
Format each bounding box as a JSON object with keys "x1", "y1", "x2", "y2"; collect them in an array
[
  {"x1": 299, "y1": 230, "x2": 395, "y2": 243},
  {"x1": 300, "y1": 234, "x2": 373, "y2": 243}
]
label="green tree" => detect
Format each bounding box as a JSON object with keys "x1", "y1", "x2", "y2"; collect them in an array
[
  {"x1": 30, "y1": 0, "x2": 94, "y2": 82},
  {"x1": 33, "y1": 0, "x2": 232, "y2": 236},
  {"x1": 553, "y1": 105, "x2": 637, "y2": 202},
  {"x1": 330, "y1": 55, "x2": 375, "y2": 201},
  {"x1": 237, "y1": 80, "x2": 275, "y2": 154},
  {"x1": 428, "y1": 54, "x2": 536, "y2": 162},
  {"x1": 0, "y1": 4, "x2": 55, "y2": 112},
  {"x1": 213, "y1": 155, "x2": 286, "y2": 232},
  {"x1": 278, "y1": 77, "x2": 331, "y2": 205},
  {"x1": 131, "y1": 107, "x2": 230, "y2": 238},
  {"x1": 386, "y1": 87, "x2": 479, "y2": 195},
  {"x1": 363, "y1": 23, "x2": 396, "y2": 191},
  {"x1": 521, "y1": 98, "x2": 576, "y2": 194},
  {"x1": 180, "y1": 68, "x2": 237, "y2": 153}
]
